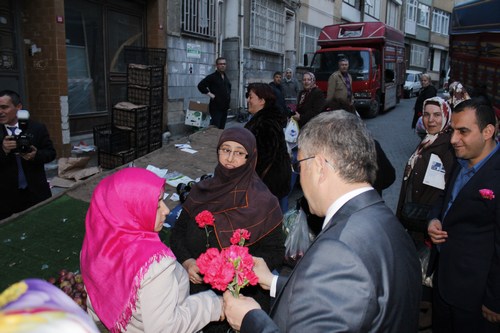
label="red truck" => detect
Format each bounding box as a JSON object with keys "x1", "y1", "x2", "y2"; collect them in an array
[
  {"x1": 448, "y1": 0, "x2": 500, "y2": 112},
  {"x1": 310, "y1": 22, "x2": 405, "y2": 118}
]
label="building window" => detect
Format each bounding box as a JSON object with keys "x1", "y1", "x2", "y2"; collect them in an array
[
  {"x1": 181, "y1": 0, "x2": 216, "y2": 38},
  {"x1": 250, "y1": 0, "x2": 285, "y2": 53},
  {"x1": 343, "y1": 0, "x2": 357, "y2": 7},
  {"x1": 365, "y1": 0, "x2": 380, "y2": 19},
  {"x1": 432, "y1": 9, "x2": 450, "y2": 35},
  {"x1": 406, "y1": 0, "x2": 417, "y2": 23},
  {"x1": 386, "y1": 1, "x2": 400, "y2": 29},
  {"x1": 410, "y1": 44, "x2": 428, "y2": 68},
  {"x1": 417, "y1": 3, "x2": 430, "y2": 28},
  {"x1": 299, "y1": 22, "x2": 321, "y2": 66}
]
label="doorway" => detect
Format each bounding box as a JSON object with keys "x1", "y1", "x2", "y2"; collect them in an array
[{"x1": 64, "y1": 0, "x2": 146, "y2": 135}]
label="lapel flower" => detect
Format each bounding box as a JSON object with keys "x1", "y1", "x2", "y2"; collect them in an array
[
  {"x1": 195, "y1": 210, "x2": 215, "y2": 248},
  {"x1": 196, "y1": 229, "x2": 258, "y2": 297},
  {"x1": 479, "y1": 189, "x2": 495, "y2": 200}
]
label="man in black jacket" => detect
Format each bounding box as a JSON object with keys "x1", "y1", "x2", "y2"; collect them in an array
[
  {"x1": 197, "y1": 57, "x2": 231, "y2": 129},
  {"x1": 0, "y1": 90, "x2": 56, "y2": 220}
]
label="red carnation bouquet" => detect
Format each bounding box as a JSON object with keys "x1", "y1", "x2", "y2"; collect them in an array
[{"x1": 196, "y1": 228, "x2": 258, "y2": 297}]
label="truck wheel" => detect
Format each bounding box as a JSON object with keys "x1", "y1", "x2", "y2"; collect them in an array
[{"x1": 365, "y1": 94, "x2": 380, "y2": 118}]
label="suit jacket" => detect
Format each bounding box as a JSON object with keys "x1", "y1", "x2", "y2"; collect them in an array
[
  {"x1": 431, "y1": 148, "x2": 500, "y2": 313},
  {"x1": 327, "y1": 71, "x2": 353, "y2": 103},
  {"x1": 0, "y1": 121, "x2": 56, "y2": 219},
  {"x1": 241, "y1": 190, "x2": 421, "y2": 333}
]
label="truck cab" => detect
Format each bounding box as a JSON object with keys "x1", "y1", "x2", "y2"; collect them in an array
[{"x1": 310, "y1": 22, "x2": 405, "y2": 118}]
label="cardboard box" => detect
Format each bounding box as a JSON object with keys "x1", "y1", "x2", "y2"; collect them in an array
[{"x1": 185, "y1": 101, "x2": 210, "y2": 127}]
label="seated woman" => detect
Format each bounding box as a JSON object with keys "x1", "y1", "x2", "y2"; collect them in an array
[
  {"x1": 397, "y1": 96, "x2": 456, "y2": 236},
  {"x1": 171, "y1": 127, "x2": 285, "y2": 333},
  {"x1": 81, "y1": 168, "x2": 222, "y2": 333},
  {"x1": 244, "y1": 83, "x2": 292, "y2": 211}
]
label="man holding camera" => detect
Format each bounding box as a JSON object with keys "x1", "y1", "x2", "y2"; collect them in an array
[{"x1": 0, "y1": 90, "x2": 56, "y2": 220}]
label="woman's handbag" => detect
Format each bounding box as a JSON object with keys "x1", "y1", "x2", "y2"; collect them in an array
[
  {"x1": 401, "y1": 201, "x2": 433, "y2": 221},
  {"x1": 400, "y1": 201, "x2": 433, "y2": 232}
]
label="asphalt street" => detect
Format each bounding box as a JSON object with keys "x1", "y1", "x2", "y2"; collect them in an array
[{"x1": 364, "y1": 96, "x2": 422, "y2": 213}]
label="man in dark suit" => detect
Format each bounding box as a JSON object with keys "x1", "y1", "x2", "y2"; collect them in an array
[
  {"x1": 428, "y1": 99, "x2": 500, "y2": 332},
  {"x1": 223, "y1": 111, "x2": 421, "y2": 332},
  {"x1": 197, "y1": 57, "x2": 231, "y2": 129},
  {"x1": 0, "y1": 90, "x2": 56, "y2": 220}
]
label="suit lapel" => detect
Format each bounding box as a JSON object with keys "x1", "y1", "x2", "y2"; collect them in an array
[
  {"x1": 270, "y1": 190, "x2": 382, "y2": 316},
  {"x1": 442, "y1": 149, "x2": 500, "y2": 220}
]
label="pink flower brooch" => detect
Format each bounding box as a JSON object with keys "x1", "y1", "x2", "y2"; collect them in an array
[{"x1": 479, "y1": 189, "x2": 495, "y2": 200}]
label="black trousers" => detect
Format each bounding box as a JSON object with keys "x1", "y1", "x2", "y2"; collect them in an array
[{"x1": 432, "y1": 271, "x2": 500, "y2": 333}]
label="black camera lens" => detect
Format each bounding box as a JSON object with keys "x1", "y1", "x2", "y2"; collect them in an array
[
  {"x1": 179, "y1": 191, "x2": 190, "y2": 203},
  {"x1": 176, "y1": 183, "x2": 187, "y2": 195},
  {"x1": 200, "y1": 174, "x2": 213, "y2": 181}
]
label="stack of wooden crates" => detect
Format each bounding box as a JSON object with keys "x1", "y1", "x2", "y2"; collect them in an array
[{"x1": 94, "y1": 47, "x2": 166, "y2": 169}]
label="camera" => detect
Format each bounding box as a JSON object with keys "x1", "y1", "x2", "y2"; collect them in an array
[{"x1": 11, "y1": 110, "x2": 33, "y2": 154}]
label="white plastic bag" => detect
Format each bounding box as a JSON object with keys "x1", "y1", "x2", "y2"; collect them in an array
[{"x1": 284, "y1": 118, "x2": 299, "y2": 143}]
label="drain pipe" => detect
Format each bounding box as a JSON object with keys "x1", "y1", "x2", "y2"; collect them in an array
[{"x1": 238, "y1": 0, "x2": 245, "y2": 112}]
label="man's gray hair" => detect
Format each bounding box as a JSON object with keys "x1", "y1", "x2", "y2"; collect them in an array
[{"x1": 298, "y1": 111, "x2": 377, "y2": 184}]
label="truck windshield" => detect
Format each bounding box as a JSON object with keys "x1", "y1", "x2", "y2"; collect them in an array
[{"x1": 311, "y1": 50, "x2": 371, "y2": 82}]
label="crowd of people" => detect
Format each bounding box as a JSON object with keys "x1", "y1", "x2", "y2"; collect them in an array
[{"x1": 2, "y1": 58, "x2": 500, "y2": 333}]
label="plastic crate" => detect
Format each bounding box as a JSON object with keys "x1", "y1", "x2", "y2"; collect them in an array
[
  {"x1": 127, "y1": 64, "x2": 164, "y2": 87},
  {"x1": 129, "y1": 127, "x2": 150, "y2": 149},
  {"x1": 128, "y1": 85, "x2": 163, "y2": 106},
  {"x1": 150, "y1": 105, "x2": 163, "y2": 126},
  {"x1": 93, "y1": 124, "x2": 131, "y2": 153},
  {"x1": 149, "y1": 140, "x2": 162, "y2": 152},
  {"x1": 124, "y1": 46, "x2": 166, "y2": 66},
  {"x1": 112, "y1": 104, "x2": 149, "y2": 129},
  {"x1": 149, "y1": 124, "x2": 162, "y2": 144},
  {"x1": 136, "y1": 146, "x2": 149, "y2": 159},
  {"x1": 98, "y1": 149, "x2": 136, "y2": 169}
]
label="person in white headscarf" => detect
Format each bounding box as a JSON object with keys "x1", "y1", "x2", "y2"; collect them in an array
[{"x1": 397, "y1": 96, "x2": 456, "y2": 235}]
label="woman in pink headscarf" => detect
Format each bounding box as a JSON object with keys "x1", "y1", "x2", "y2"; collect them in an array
[
  {"x1": 397, "y1": 96, "x2": 456, "y2": 235},
  {"x1": 81, "y1": 168, "x2": 222, "y2": 333}
]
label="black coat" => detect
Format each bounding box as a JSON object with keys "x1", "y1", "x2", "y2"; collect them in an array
[
  {"x1": 0, "y1": 120, "x2": 56, "y2": 219},
  {"x1": 245, "y1": 106, "x2": 291, "y2": 199},
  {"x1": 197, "y1": 71, "x2": 231, "y2": 121},
  {"x1": 296, "y1": 87, "x2": 326, "y2": 128}
]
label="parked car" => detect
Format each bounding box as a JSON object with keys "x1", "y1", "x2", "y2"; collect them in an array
[{"x1": 404, "y1": 70, "x2": 422, "y2": 98}]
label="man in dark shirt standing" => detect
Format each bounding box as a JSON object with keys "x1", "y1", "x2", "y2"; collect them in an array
[{"x1": 197, "y1": 57, "x2": 231, "y2": 129}]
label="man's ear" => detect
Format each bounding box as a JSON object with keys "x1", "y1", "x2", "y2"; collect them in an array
[{"x1": 482, "y1": 123, "x2": 496, "y2": 141}]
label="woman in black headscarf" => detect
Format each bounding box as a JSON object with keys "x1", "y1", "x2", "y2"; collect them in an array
[{"x1": 171, "y1": 127, "x2": 285, "y2": 332}]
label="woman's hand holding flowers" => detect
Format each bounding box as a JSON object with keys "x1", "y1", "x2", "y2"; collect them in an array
[{"x1": 182, "y1": 258, "x2": 203, "y2": 284}]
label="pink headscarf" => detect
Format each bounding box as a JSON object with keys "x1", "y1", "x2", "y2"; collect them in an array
[{"x1": 81, "y1": 168, "x2": 174, "y2": 332}]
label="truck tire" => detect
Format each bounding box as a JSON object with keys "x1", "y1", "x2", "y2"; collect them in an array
[{"x1": 364, "y1": 93, "x2": 380, "y2": 118}]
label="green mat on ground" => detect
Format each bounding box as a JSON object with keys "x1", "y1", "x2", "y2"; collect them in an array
[
  {"x1": 0, "y1": 195, "x2": 89, "y2": 290},
  {"x1": 0, "y1": 194, "x2": 172, "y2": 292}
]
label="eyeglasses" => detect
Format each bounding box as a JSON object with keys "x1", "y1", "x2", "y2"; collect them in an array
[
  {"x1": 291, "y1": 156, "x2": 315, "y2": 173},
  {"x1": 218, "y1": 148, "x2": 248, "y2": 159},
  {"x1": 291, "y1": 156, "x2": 335, "y2": 173}
]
